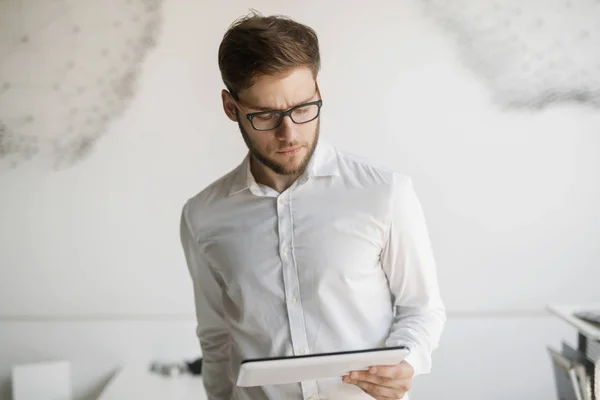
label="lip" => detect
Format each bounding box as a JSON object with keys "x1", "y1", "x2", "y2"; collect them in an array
[{"x1": 276, "y1": 146, "x2": 303, "y2": 156}]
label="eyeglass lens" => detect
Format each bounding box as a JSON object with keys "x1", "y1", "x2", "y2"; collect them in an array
[{"x1": 252, "y1": 103, "x2": 320, "y2": 130}]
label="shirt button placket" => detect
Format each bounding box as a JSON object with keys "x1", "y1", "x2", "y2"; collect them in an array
[{"x1": 276, "y1": 194, "x2": 319, "y2": 399}]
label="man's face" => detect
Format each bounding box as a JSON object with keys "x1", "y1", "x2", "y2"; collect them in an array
[{"x1": 224, "y1": 67, "x2": 321, "y2": 176}]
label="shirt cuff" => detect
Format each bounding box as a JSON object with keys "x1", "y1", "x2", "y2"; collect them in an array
[{"x1": 387, "y1": 343, "x2": 431, "y2": 376}]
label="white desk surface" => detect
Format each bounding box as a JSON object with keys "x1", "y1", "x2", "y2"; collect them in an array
[
  {"x1": 547, "y1": 303, "x2": 600, "y2": 341},
  {"x1": 97, "y1": 364, "x2": 207, "y2": 400}
]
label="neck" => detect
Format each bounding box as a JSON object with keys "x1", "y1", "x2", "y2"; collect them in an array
[{"x1": 250, "y1": 156, "x2": 302, "y2": 193}]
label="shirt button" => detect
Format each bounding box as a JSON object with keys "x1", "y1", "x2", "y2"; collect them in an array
[
  {"x1": 278, "y1": 197, "x2": 286, "y2": 204},
  {"x1": 308, "y1": 397, "x2": 314, "y2": 400},
  {"x1": 281, "y1": 247, "x2": 288, "y2": 255},
  {"x1": 290, "y1": 297, "x2": 296, "y2": 305},
  {"x1": 298, "y1": 347, "x2": 306, "y2": 355}
]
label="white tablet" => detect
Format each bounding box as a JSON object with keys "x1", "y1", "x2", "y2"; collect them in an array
[{"x1": 236, "y1": 346, "x2": 410, "y2": 387}]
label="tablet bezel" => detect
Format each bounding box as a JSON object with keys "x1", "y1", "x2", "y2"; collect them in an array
[
  {"x1": 240, "y1": 345, "x2": 410, "y2": 365},
  {"x1": 236, "y1": 345, "x2": 410, "y2": 387}
]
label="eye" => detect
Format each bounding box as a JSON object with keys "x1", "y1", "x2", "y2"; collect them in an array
[{"x1": 255, "y1": 113, "x2": 276, "y2": 121}]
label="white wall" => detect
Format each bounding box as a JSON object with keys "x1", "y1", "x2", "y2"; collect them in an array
[{"x1": 1, "y1": 0, "x2": 599, "y2": 399}]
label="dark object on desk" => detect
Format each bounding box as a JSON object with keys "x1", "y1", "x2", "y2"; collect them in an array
[
  {"x1": 150, "y1": 362, "x2": 186, "y2": 377},
  {"x1": 149, "y1": 358, "x2": 202, "y2": 377},
  {"x1": 186, "y1": 358, "x2": 203, "y2": 375}
]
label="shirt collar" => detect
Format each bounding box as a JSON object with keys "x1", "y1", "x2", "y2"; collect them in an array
[{"x1": 228, "y1": 140, "x2": 339, "y2": 196}]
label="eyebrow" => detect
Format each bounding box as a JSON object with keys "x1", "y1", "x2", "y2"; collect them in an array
[{"x1": 249, "y1": 93, "x2": 317, "y2": 112}]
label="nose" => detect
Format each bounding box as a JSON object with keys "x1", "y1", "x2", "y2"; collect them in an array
[{"x1": 274, "y1": 114, "x2": 297, "y2": 141}]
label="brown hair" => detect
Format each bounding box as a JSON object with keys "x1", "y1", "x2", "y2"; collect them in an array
[{"x1": 218, "y1": 11, "x2": 321, "y2": 98}]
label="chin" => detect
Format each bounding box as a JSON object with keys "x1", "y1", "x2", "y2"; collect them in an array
[
  {"x1": 271, "y1": 158, "x2": 307, "y2": 176},
  {"x1": 283, "y1": 161, "x2": 304, "y2": 171}
]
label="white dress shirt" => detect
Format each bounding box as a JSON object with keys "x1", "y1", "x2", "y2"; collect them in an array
[{"x1": 180, "y1": 140, "x2": 446, "y2": 400}]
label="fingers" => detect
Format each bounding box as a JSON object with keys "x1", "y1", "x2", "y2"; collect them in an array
[
  {"x1": 353, "y1": 379, "x2": 407, "y2": 399},
  {"x1": 370, "y1": 362, "x2": 414, "y2": 380},
  {"x1": 344, "y1": 371, "x2": 391, "y2": 386},
  {"x1": 342, "y1": 362, "x2": 414, "y2": 400},
  {"x1": 369, "y1": 365, "x2": 398, "y2": 379},
  {"x1": 342, "y1": 373, "x2": 411, "y2": 399}
]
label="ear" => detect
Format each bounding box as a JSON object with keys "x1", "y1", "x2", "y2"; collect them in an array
[{"x1": 221, "y1": 89, "x2": 238, "y2": 122}]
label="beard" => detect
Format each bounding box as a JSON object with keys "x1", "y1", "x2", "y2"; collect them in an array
[{"x1": 236, "y1": 112, "x2": 320, "y2": 176}]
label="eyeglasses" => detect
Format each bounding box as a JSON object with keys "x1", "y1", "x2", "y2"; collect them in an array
[{"x1": 236, "y1": 99, "x2": 323, "y2": 131}]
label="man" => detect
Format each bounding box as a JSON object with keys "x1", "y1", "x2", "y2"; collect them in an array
[{"x1": 180, "y1": 11, "x2": 446, "y2": 400}]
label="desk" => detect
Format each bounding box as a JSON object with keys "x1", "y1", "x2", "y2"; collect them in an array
[{"x1": 97, "y1": 364, "x2": 207, "y2": 400}]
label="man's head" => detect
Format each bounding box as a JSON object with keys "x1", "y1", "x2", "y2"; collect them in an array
[{"x1": 218, "y1": 12, "x2": 322, "y2": 176}]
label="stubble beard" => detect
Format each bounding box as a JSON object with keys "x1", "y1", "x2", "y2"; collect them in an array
[{"x1": 236, "y1": 114, "x2": 320, "y2": 177}]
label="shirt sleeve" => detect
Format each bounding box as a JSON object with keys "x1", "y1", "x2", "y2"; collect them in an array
[
  {"x1": 180, "y1": 202, "x2": 234, "y2": 399},
  {"x1": 380, "y1": 174, "x2": 447, "y2": 376}
]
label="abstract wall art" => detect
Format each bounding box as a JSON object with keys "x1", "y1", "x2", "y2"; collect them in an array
[
  {"x1": 420, "y1": 0, "x2": 600, "y2": 110},
  {"x1": 0, "y1": 0, "x2": 164, "y2": 169}
]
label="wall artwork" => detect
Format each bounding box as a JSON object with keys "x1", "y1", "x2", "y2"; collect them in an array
[
  {"x1": 419, "y1": 0, "x2": 600, "y2": 110},
  {"x1": 0, "y1": 0, "x2": 164, "y2": 169}
]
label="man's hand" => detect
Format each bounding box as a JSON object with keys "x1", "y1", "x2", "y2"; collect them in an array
[{"x1": 342, "y1": 361, "x2": 414, "y2": 400}]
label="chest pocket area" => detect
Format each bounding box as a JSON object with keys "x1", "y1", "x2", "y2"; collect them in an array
[
  {"x1": 291, "y1": 208, "x2": 388, "y2": 285},
  {"x1": 203, "y1": 221, "x2": 284, "y2": 301}
]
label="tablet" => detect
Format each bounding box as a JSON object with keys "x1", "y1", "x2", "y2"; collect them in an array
[{"x1": 236, "y1": 346, "x2": 410, "y2": 387}]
